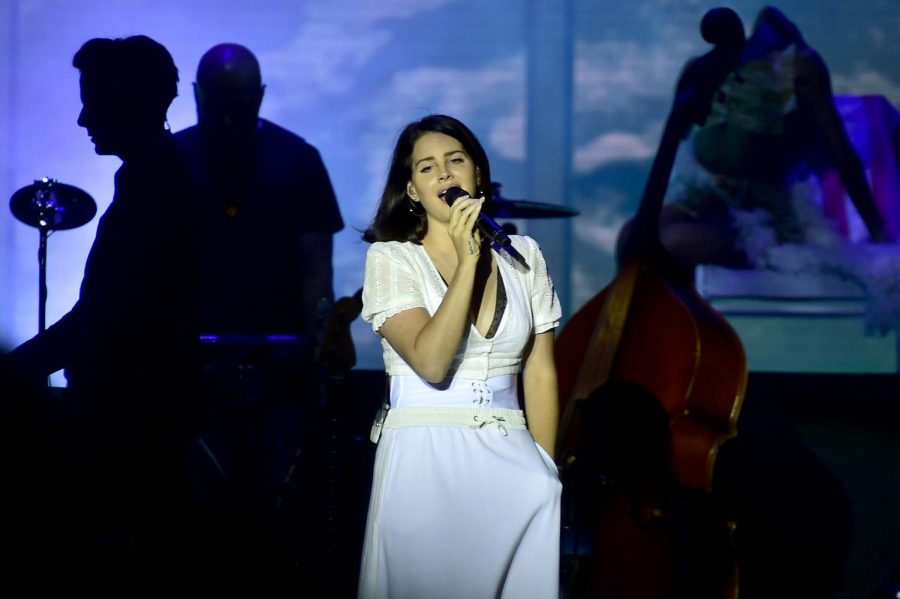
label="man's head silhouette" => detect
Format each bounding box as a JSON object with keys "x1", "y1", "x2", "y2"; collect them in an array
[
  {"x1": 74, "y1": 35, "x2": 178, "y2": 158},
  {"x1": 194, "y1": 43, "x2": 265, "y2": 140}
]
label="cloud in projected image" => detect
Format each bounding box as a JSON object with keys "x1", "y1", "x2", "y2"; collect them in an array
[
  {"x1": 258, "y1": 0, "x2": 458, "y2": 114},
  {"x1": 832, "y1": 67, "x2": 900, "y2": 106},
  {"x1": 574, "y1": 131, "x2": 657, "y2": 172},
  {"x1": 351, "y1": 55, "x2": 526, "y2": 210},
  {"x1": 573, "y1": 194, "x2": 629, "y2": 254},
  {"x1": 575, "y1": 40, "x2": 694, "y2": 115}
]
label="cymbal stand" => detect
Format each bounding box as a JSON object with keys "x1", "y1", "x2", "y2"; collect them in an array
[{"x1": 32, "y1": 178, "x2": 58, "y2": 334}]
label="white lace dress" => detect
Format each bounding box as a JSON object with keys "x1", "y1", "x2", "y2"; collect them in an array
[{"x1": 358, "y1": 235, "x2": 563, "y2": 599}]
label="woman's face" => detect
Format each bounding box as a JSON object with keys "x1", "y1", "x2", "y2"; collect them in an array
[{"x1": 406, "y1": 131, "x2": 479, "y2": 223}]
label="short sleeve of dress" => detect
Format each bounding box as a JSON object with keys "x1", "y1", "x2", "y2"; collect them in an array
[
  {"x1": 524, "y1": 237, "x2": 562, "y2": 334},
  {"x1": 361, "y1": 242, "x2": 428, "y2": 333}
]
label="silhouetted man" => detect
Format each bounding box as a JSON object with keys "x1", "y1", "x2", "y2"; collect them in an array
[
  {"x1": 6, "y1": 35, "x2": 200, "y2": 586},
  {"x1": 177, "y1": 43, "x2": 342, "y2": 338},
  {"x1": 174, "y1": 43, "x2": 344, "y2": 588}
]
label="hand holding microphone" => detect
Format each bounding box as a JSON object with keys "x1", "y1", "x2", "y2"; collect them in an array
[{"x1": 442, "y1": 186, "x2": 530, "y2": 270}]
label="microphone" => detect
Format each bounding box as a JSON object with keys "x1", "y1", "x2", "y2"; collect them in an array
[{"x1": 442, "y1": 186, "x2": 529, "y2": 270}]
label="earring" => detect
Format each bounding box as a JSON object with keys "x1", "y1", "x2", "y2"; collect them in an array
[{"x1": 407, "y1": 196, "x2": 424, "y2": 216}]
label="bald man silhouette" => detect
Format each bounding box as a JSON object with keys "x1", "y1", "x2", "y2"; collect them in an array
[
  {"x1": 174, "y1": 43, "x2": 343, "y2": 589},
  {"x1": 178, "y1": 43, "x2": 343, "y2": 336}
]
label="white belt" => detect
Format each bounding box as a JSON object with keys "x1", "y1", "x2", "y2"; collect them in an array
[{"x1": 384, "y1": 407, "x2": 527, "y2": 435}]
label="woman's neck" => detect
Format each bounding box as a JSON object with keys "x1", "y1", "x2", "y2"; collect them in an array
[{"x1": 422, "y1": 225, "x2": 456, "y2": 261}]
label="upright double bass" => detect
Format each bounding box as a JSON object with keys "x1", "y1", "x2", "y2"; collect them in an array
[{"x1": 556, "y1": 8, "x2": 748, "y2": 598}]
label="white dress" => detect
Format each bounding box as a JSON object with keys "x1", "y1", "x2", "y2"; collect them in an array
[{"x1": 358, "y1": 236, "x2": 563, "y2": 599}]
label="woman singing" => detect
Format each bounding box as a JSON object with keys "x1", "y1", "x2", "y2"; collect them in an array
[{"x1": 357, "y1": 114, "x2": 562, "y2": 598}]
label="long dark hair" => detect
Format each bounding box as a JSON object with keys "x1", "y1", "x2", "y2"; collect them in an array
[{"x1": 363, "y1": 114, "x2": 493, "y2": 244}]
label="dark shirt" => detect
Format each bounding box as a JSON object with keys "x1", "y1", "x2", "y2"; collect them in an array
[
  {"x1": 175, "y1": 119, "x2": 344, "y2": 338},
  {"x1": 11, "y1": 132, "x2": 201, "y2": 442}
]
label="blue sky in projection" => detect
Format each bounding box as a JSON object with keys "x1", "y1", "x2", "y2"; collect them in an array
[{"x1": 1, "y1": 0, "x2": 898, "y2": 372}]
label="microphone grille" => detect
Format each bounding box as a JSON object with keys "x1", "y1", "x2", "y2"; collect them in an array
[{"x1": 442, "y1": 186, "x2": 470, "y2": 206}]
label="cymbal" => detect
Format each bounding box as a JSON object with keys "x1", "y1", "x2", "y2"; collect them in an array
[
  {"x1": 492, "y1": 198, "x2": 580, "y2": 219},
  {"x1": 490, "y1": 182, "x2": 579, "y2": 219},
  {"x1": 10, "y1": 178, "x2": 97, "y2": 230}
]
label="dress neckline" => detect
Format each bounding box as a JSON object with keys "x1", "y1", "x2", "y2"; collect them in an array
[{"x1": 417, "y1": 244, "x2": 507, "y2": 339}]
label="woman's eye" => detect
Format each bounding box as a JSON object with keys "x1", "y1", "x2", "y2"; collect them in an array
[
  {"x1": 450, "y1": 157, "x2": 465, "y2": 164},
  {"x1": 419, "y1": 165, "x2": 434, "y2": 173}
]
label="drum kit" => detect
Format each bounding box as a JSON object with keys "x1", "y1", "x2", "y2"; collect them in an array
[
  {"x1": 489, "y1": 182, "x2": 579, "y2": 220},
  {"x1": 7, "y1": 178, "x2": 578, "y2": 335},
  {"x1": 7, "y1": 176, "x2": 580, "y2": 577},
  {"x1": 9, "y1": 177, "x2": 97, "y2": 333}
]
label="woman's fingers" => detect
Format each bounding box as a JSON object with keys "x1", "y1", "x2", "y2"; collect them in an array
[
  {"x1": 447, "y1": 197, "x2": 485, "y2": 260},
  {"x1": 449, "y1": 197, "x2": 483, "y2": 235},
  {"x1": 460, "y1": 198, "x2": 483, "y2": 233}
]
